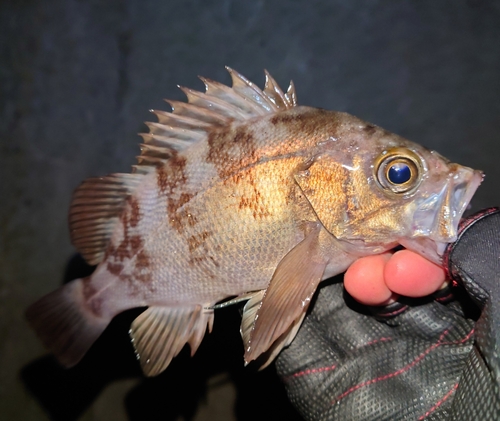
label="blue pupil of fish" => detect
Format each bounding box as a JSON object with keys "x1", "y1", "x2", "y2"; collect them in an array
[{"x1": 387, "y1": 162, "x2": 412, "y2": 185}]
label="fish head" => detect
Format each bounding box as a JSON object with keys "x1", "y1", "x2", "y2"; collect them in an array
[{"x1": 295, "y1": 121, "x2": 483, "y2": 264}]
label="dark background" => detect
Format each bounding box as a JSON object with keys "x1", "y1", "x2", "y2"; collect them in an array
[{"x1": 1, "y1": 0, "x2": 499, "y2": 420}]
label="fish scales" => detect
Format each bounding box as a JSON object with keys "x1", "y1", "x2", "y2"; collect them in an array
[
  {"x1": 26, "y1": 68, "x2": 483, "y2": 376},
  {"x1": 100, "y1": 108, "x2": 342, "y2": 304}
]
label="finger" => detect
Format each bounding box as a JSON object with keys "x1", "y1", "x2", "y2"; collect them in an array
[
  {"x1": 384, "y1": 249, "x2": 447, "y2": 297},
  {"x1": 344, "y1": 253, "x2": 399, "y2": 306}
]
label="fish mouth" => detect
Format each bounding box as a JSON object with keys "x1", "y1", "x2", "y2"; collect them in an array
[
  {"x1": 398, "y1": 237, "x2": 448, "y2": 265},
  {"x1": 400, "y1": 166, "x2": 483, "y2": 265}
]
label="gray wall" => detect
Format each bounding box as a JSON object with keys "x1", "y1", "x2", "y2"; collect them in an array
[{"x1": 1, "y1": 0, "x2": 499, "y2": 420}]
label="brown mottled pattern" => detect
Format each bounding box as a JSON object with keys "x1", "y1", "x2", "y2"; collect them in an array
[
  {"x1": 169, "y1": 207, "x2": 195, "y2": 233},
  {"x1": 186, "y1": 229, "x2": 216, "y2": 272},
  {"x1": 156, "y1": 165, "x2": 169, "y2": 192},
  {"x1": 129, "y1": 196, "x2": 141, "y2": 227},
  {"x1": 270, "y1": 112, "x2": 307, "y2": 126},
  {"x1": 129, "y1": 235, "x2": 143, "y2": 253},
  {"x1": 206, "y1": 108, "x2": 344, "y2": 188},
  {"x1": 107, "y1": 262, "x2": 123, "y2": 276},
  {"x1": 269, "y1": 108, "x2": 337, "y2": 138},
  {"x1": 134, "y1": 249, "x2": 152, "y2": 284},
  {"x1": 237, "y1": 168, "x2": 271, "y2": 219},
  {"x1": 114, "y1": 210, "x2": 134, "y2": 262},
  {"x1": 156, "y1": 153, "x2": 195, "y2": 233},
  {"x1": 206, "y1": 125, "x2": 257, "y2": 180},
  {"x1": 135, "y1": 250, "x2": 150, "y2": 269},
  {"x1": 102, "y1": 108, "x2": 388, "y2": 291},
  {"x1": 103, "y1": 194, "x2": 152, "y2": 285},
  {"x1": 156, "y1": 152, "x2": 188, "y2": 194},
  {"x1": 187, "y1": 231, "x2": 211, "y2": 253}
]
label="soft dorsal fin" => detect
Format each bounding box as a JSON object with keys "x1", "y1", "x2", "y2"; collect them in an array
[
  {"x1": 69, "y1": 173, "x2": 142, "y2": 265},
  {"x1": 135, "y1": 67, "x2": 297, "y2": 173}
]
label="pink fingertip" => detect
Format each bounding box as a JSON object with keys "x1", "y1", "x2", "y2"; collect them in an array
[
  {"x1": 344, "y1": 254, "x2": 396, "y2": 306},
  {"x1": 384, "y1": 250, "x2": 446, "y2": 297}
]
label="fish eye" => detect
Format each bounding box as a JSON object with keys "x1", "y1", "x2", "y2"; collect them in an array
[
  {"x1": 375, "y1": 149, "x2": 423, "y2": 194},
  {"x1": 387, "y1": 160, "x2": 412, "y2": 184}
]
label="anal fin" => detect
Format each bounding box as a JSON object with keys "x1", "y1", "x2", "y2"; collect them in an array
[
  {"x1": 243, "y1": 225, "x2": 327, "y2": 365},
  {"x1": 130, "y1": 305, "x2": 214, "y2": 376}
]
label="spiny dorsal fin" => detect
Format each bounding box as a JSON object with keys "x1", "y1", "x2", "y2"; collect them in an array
[
  {"x1": 69, "y1": 173, "x2": 142, "y2": 265},
  {"x1": 71, "y1": 68, "x2": 296, "y2": 264},
  {"x1": 135, "y1": 67, "x2": 297, "y2": 173}
]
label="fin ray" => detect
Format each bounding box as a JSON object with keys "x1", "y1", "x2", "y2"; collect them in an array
[
  {"x1": 257, "y1": 312, "x2": 307, "y2": 369},
  {"x1": 136, "y1": 67, "x2": 298, "y2": 173},
  {"x1": 25, "y1": 278, "x2": 110, "y2": 367},
  {"x1": 179, "y1": 86, "x2": 252, "y2": 119},
  {"x1": 199, "y1": 76, "x2": 267, "y2": 115},
  {"x1": 130, "y1": 305, "x2": 214, "y2": 376},
  {"x1": 244, "y1": 225, "x2": 327, "y2": 364},
  {"x1": 69, "y1": 174, "x2": 142, "y2": 265},
  {"x1": 240, "y1": 290, "x2": 266, "y2": 348},
  {"x1": 263, "y1": 70, "x2": 289, "y2": 109}
]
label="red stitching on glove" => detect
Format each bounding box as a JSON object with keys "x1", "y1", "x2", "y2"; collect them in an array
[
  {"x1": 364, "y1": 337, "x2": 392, "y2": 347},
  {"x1": 284, "y1": 364, "x2": 337, "y2": 382},
  {"x1": 285, "y1": 337, "x2": 393, "y2": 382},
  {"x1": 417, "y1": 383, "x2": 459, "y2": 420},
  {"x1": 332, "y1": 328, "x2": 474, "y2": 404}
]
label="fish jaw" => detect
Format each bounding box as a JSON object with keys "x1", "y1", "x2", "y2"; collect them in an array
[
  {"x1": 400, "y1": 165, "x2": 483, "y2": 265},
  {"x1": 398, "y1": 237, "x2": 447, "y2": 265}
]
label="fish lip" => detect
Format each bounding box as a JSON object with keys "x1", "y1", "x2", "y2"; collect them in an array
[
  {"x1": 400, "y1": 167, "x2": 483, "y2": 266},
  {"x1": 398, "y1": 237, "x2": 446, "y2": 265},
  {"x1": 448, "y1": 168, "x2": 484, "y2": 237}
]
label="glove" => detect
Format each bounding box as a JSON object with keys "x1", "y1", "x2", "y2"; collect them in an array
[{"x1": 276, "y1": 208, "x2": 500, "y2": 421}]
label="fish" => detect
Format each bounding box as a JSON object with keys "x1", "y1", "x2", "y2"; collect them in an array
[{"x1": 26, "y1": 67, "x2": 483, "y2": 376}]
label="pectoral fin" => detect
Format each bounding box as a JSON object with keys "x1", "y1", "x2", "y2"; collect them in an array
[
  {"x1": 243, "y1": 225, "x2": 327, "y2": 364},
  {"x1": 253, "y1": 311, "x2": 307, "y2": 370}
]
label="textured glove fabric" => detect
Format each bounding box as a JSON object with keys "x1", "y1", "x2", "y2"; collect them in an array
[
  {"x1": 276, "y1": 208, "x2": 500, "y2": 421},
  {"x1": 445, "y1": 208, "x2": 500, "y2": 420}
]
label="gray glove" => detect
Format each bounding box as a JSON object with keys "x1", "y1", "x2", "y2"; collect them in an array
[{"x1": 276, "y1": 208, "x2": 500, "y2": 420}]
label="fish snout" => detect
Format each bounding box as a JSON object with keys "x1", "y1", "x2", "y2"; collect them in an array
[
  {"x1": 441, "y1": 165, "x2": 483, "y2": 242},
  {"x1": 401, "y1": 165, "x2": 482, "y2": 265}
]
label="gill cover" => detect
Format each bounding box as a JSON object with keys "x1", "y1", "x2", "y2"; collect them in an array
[
  {"x1": 295, "y1": 149, "x2": 425, "y2": 242},
  {"x1": 294, "y1": 153, "x2": 368, "y2": 240}
]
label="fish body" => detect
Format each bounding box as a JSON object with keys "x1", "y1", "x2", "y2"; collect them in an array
[{"x1": 27, "y1": 68, "x2": 482, "y2": 376}]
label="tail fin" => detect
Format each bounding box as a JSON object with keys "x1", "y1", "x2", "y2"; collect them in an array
[{"x1": 25, "y1": 278, "x2": 110, "y2": 367}]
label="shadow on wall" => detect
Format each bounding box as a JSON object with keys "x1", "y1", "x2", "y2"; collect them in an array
[{"x1": 21, "y1": 254, "x2": 302, "y2": 421}]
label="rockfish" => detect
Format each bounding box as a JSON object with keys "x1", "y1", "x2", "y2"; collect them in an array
[{"x1": 26, "y1": 68, "x2": 483, "y2": 376}]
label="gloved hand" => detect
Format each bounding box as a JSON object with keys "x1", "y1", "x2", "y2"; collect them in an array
[{"x1": 276, "y1": 208, "x2": 500, "y2": 421}]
